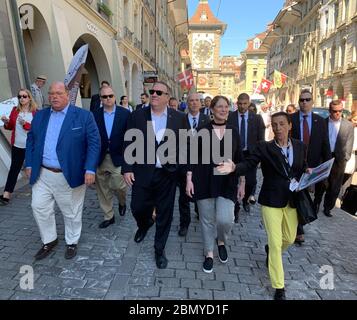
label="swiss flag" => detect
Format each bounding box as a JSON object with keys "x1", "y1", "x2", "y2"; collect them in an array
[
  {"x1": 177, "y1": 69, "x2": 194, "y2": 91},
  {"x1": 256, "y1": 79, "x2": 272, "y2": 94}
]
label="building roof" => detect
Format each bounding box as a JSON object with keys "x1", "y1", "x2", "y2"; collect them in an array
[
  {"x1": 189, "y1": 0, "x2": 227, "y2": 32},
  {"x1": 241, "y1": 30, "x2": 270, "y2": 54}
]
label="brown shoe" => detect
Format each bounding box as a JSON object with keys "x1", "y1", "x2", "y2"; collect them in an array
[
  {"x1": 34, "y1": 238, "x2": 58, "y2": 260},
  {"x1": 65, "y1": 244, "x2": 77, "y2": 259}
]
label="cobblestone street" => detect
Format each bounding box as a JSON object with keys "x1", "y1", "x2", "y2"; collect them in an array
[{"x1": 0, "y1": 177, "x2": 356, "y2": 300}]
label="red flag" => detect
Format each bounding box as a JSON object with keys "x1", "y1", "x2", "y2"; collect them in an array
[
  {"x1": 256, "y1": 79, "x2": 272, "y2": 94},
  {"x1": 177, "y1": 69, "x2": 194, "y2": 91}
]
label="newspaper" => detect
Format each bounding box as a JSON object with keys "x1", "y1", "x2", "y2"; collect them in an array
[{"x1": 296, "y1": 158, "x2": 335, "y2": 191}]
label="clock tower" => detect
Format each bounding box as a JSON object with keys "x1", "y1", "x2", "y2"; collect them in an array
[{"x1": 189, "y1": 0, "x2": 227, "y2": 97}]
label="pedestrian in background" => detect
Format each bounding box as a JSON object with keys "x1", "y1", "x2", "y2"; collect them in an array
[
  {"x1": 286, "y1": 104, "x2": 297, "y2": 114},
  {"x1": 120, "y1": 95, "x2": 133, "y2": 112},
  {"x1": 0, "y1": 89, "x2": 37, "y2": 205},
  {"x1": 136, "y1": 93, "x2": 150, "y2": 110},
  {"x1": 90, "y1": 80, "x2": 110, "y2": 112},
  {"x1": 93, "y1": 86, "x2": 130, "y2": 228},
  {"x1": 169, "y1": 97, "x2": 179, "y2": 111},
  {"x1": 26, "y1": 82, "x2": 100, "y2": 260},
  {"x1": 30, "y1": 75, "x2": 47, "y2": 109},
  {"x1": 186, "y1": 95, "x2": 245, "y2": 273}
]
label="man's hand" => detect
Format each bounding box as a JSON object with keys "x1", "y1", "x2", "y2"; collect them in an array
[
  {"x1": 25, "y1": 168, "x2": 31, "y2": 178},
  {"x1": 85, "y1": 173, "x2": 95, "y2": 186},
  {"x1": 186, "y1": 180, "x2": 194, "y2": 198},
  {"x1": 306, "y1": 168, "x2": 312, "y2": 174},
  {"x1": 237, "y1": 180, "x2": 245, "y2": 201},
  {"x1": 124, "y1": 172, "x2": 135, "y2": 187}
]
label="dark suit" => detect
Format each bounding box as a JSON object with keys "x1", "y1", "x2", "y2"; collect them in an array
[
  {"x1": 320, "y1": 118, "x2": 354, "y2": 211},
  {"x1": 90, "y1": 94, "x2": 101, "y2": 112},
  {"x1": 136, "y1": 103, "x2": 149, "y2": 111},
  {"x1": 178, "y1": 113, "x2": 210, "y2": 229},
  {"x1": 122, "y1": 106, "x2": 186, "y2": 255},
  {"x1": 200, "y1": 107, "x2": 212, "y2": 116},
  {"x1": 290, "y1": 111, "x2": 331, "y2": 235},
  {"x1": 236, "y1": 139, "x2": 307, "y2": 208},
  {"x1": 93, "y1": 106, "x2": 130, "y2": 167},
  {"x1": 227, "y1": 110, "x2": 265, "y2": 207}
]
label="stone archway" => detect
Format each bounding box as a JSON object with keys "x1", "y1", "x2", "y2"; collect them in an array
[
  {"x1": 72, "y1": 34, "x2": 112, "y2": 109},
  {"x1": 131, "y1": 63, "x2": 142, "y2": 104},
  {"x1": 123, "y1": 56, "x2": 130, "y2": 97}
]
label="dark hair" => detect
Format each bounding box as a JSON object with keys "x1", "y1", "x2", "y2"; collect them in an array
[
  {"x1": 299, "y1": 89, "x2": 312, "y2": 98},
  {"x1": 169, "y1": 97, "x2": 178, "y2": 102},
  {"x1": 120, "y1": 95, "x2": 127, "y2": 103},
  {"x1": 153, "y1": 81, "x2": 171, "y2": 96},
  {"x1": 329, "y1": 99, "x2": 343, "y2": 110},
  {"x1": 271, "y1": 111, "x2": 291, "y2": 124},
  {"x1": 286, "y1": 104, "x2": 297, "y2": 112},
  {"x1": 141, "y1": 92, "x2": 149, "y2": 98},
  {"x1": 237, "y1": 93, "x2": 250, "y2": 101},
  {"x1": 101, "y1": 80, "x2": 110, "y2": 86},
  {"x1": 210, "y1": 95, "x2": 230, "y2": 109},
  {"x1": 248, "y1": 103, "x2": 257, "y2": 114}
]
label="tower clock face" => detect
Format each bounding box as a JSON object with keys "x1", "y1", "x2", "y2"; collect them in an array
[{"x1": 192, "y1": 33, "x2": 215, "y2": 69}]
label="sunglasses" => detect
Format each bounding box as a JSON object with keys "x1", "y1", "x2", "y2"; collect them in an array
[
  {"x1": 149, "y1": 90, "x2": 168, "y2": 96},
  {"x1": 101, "y1": 94, "x2": 114, "y2": 99},
  {"x1": 299, "y1": 98, "x2": 312, "y2": 102},
  {"x1": 18, "y1": 95, "x2": 29, "y2": 99},
  {"x1": 331, "y1": 109, "x2": 343, "y2": 113}
]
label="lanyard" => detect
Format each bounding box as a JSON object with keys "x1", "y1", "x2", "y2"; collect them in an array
[{"x1": 274, "y1": 140, "x2": 292, "y2": 177}]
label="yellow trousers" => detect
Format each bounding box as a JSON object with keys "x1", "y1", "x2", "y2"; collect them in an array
[{"x1": 261, "y1": 204, "x2": 298, "y2": 289}]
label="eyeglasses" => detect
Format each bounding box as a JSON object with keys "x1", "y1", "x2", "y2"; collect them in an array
[
  {"x1": 101, "y1": 94, "x2": 114, "y2": 99},
  {"x1": 18, "y1": 95, "x2": 29, "y2": 99},
  {"x1": 331, "y1": 109, "x2": 343, "y2": 113},
  {"x1": 299, "y1": 98, "x2": 312, "y2": 103},
  {"x1": 149, "y1": 90, "x2": 168, "y2": 96}
]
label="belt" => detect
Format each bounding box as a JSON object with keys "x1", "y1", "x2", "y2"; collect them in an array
[{"x1": 42, "y1": 165, "x2": 62, "y2": 173}]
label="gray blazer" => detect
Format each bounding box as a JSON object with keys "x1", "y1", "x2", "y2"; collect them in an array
[{"x1": 326, "y1": 117, "x2": 354, "y2": 163}]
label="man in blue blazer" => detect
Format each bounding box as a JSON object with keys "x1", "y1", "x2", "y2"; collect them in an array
[
  {"x1": 93, "y1": 86, "x2": 130, "y2": 228},
  {"x1": 25, "y1": 81, "x2": 100, "y2": 260}
]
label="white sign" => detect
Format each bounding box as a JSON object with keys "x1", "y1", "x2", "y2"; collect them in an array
[
  {"x1": 0, "y1": 97, "x2": 18, "y2": 127},
  {"x1": 87, "y1": 22, "x2": 98, "y2": 35}
]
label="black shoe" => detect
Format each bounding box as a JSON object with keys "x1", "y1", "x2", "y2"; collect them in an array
[
  {"x1": 0, "y1": 195, "x2": 10, "y2": 206},
  {"x1": 265, "y1": 244, "x2": 269, "y2": 268},
  {"x1": 234, "y1": 211, "x2": 239, "y2": 223},
  {"x1": 248, "y1": 195, "x2": 256, "y2": 205},
  {"x1": 274, "y1": 288, "x2": 286, "y2": 300},
  {"x1": 196, "y1": 213, "x2": 199, "y2": 221},
  {"x1": 134, "y1": 228, "x2": 148, "y2": 243},
  {"x1": 243, "y1": 202, "x2": 250, "y2": 213},
  {"x1": 202, "y1": 257, "x2": 213, "y2": 273},
  {"x1": 99, "y1": 216, "x2": 115, "y2": 229},
  {"x1": 155, "y1": 251, "x2": 168, "y2": 269},
  {"x1": 34, "y1": 238, "x2": 58, "y2": 260},
  {"x1": 217, "y1": 242, "x2": 228, "y2": 264},
  {"x1": 323, "y1": 209, "x2": 333, "y2": 217},
  {"x1": 119, "y1": 204, "x2": 126, "y2": 216},
  {"x1": 65, "y1": 244, "x2": 77, "y2": 259},
  {"x1": 178, "y1": 226, "x2": 188, "y2": 237}
]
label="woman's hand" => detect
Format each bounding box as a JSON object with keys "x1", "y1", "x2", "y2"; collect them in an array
[
  {"x1": 186, "y1": 180, "x2": 194, "y2": 198},
  {"x1": 306, "y1": 168, "x2": 312, "y2": 174},
  {"x1": 217, "y1": 159, "x2": 236, "y2": 175},
  {"x1": 1, "y1": 116, "x2": 9, "y2": 124},
  {"x1": 18, "y1": 116, "x2": 25, "y2": 125}
]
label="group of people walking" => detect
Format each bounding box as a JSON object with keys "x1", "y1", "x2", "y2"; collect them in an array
[{"x1": 0, "y1": 78, "x2": 355, "y2": 300}]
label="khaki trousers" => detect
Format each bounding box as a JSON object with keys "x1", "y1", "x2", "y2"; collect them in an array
[
  {"x1": 95, "y1": 154, "x2": 127, "y2": 220},
  {"x1": 261, "y1": 204, "x2": 298, "y2": 289},
  {"x1": 31, "y1": 168, "x2": 86, "y2": 245}
]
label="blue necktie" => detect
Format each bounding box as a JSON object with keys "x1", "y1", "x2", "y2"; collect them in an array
[
  {"x1": 240, "y1": 114, "x2": 246, "y2": 149},
  {"x1": 192, "y1": 117, "x2": 197, "y2": 129}
]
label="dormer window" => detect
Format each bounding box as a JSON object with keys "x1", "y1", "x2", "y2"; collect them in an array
[{"x1": 253, "y1": 38, "x2": 261, "y2": 49}]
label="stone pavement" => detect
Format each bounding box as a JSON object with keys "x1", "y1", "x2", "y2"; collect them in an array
[{"x1": 0, "y1": 177, "x2": 356, "y2": 300}]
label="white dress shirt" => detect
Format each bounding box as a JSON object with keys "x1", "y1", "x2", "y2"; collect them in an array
[{"x1": 328, "y1": 117, "x2": 341, "y2": 152}]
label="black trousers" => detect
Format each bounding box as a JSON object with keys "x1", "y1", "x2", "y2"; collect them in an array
[
  {"x1": 131, "y1": 169, "x2": 177, "y2": 255},
  {"x1": 4, "y1": 146, "x2": 25, "y2": 193},
  {"x1": 319, "y1": 159, "x2": 347, "y2": 211},
  {"x1": 178, "y1": 174, "x2": 191, "y2": 228}
]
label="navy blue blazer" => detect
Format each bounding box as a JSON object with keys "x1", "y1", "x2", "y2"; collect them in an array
[
  {"x1": 25, "y1": 105, "x2": 101, "y2": 188},
  {"x1": 93, "y1": 106, "x2": 130, "y2": 167}
]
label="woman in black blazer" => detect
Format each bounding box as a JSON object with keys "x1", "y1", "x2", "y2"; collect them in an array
[
  {"x1": 221, "y1": 112, "x2": 308, "y2": 300},
  {"x1": 186, "y1": 95, "x2": 245, "y2": 274}
]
